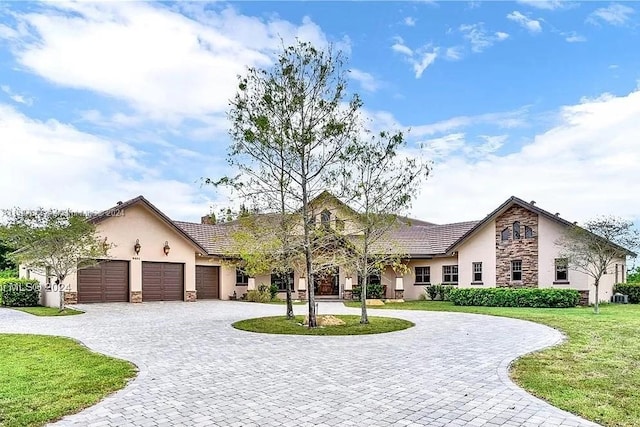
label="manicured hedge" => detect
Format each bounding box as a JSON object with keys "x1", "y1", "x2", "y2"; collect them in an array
[
  {"x1": 613, "y1": 283, "x2": 640, "y2": 304},
  {"x1": 449, "y1": 287, "x2": 579, "y2": 308},
  {"x1": 0, "y1": 278, "x2": 40, "y2": 307}
]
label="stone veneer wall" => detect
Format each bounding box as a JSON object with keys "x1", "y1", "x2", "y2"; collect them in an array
[{"x1": 495, "y1": 205, "x2": 539, "y2": 287}]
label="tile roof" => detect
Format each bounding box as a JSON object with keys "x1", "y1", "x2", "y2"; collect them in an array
[{"x1": 174, "y1": 217, "x2": 479, "y2": 258}]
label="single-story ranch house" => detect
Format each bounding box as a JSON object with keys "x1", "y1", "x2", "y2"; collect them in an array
[{"x1": 30, "y1": 192, "x2": 632, "y2": 307}]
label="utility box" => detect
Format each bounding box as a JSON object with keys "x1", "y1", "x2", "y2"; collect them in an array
[{"x1": 611, "y1": 293, "x2": 629, "y2": 304}]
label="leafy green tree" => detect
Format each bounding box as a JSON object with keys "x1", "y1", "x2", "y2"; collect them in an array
[
  {"x1": 341, "y1": 130, "x2": 429, "y2": 323},
  {"x1": 0, "y1": 239, "x2": 17, "y2": 273},
  {"x1": 558, "y1": 216, "x2": 638, "y2": 314},
  {"x1": 224, "y1": 41, "x2": 361, "y2": 327},
  {"x1": 0, "y1": 208, "x2": 110, "y2": 310},
  {"x1": 628, "y1": 266, "x2": 640, "y2": 283}
]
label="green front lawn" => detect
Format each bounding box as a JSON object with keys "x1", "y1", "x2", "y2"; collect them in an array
[
  {"x1": 345, "y1": 300, "x2": 640, "y2": 426},
  {"x1": 13, "y1": 306, "x2": 84, "y2": 316},
  {"x1": 0, "y1": 334, "x2": 136, "y2": 427},
  {"x1": 233, "y1": 315, "x2": 414, "y2": 335}
]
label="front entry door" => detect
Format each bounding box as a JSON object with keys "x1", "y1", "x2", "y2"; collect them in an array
[{"x1": 314, "y1": 268, "x2": 339, "y2": 296}]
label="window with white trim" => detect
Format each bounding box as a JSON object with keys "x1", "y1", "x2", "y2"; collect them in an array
[
  {"x1": 511, "y1": 260, "x2": 522, "y2": 281},
  {"x1": 415, "y1": 266, "x2": 430, "y2": 285},
  {"x1": 443, "y1": 265, "x2": 458, "y2": 284},
  {"x1": 472, "y1": 262, "x2": 483, "y2": 283},
  {"x1": 555, "y1": 258, "x2": 568, "y2": 282}
]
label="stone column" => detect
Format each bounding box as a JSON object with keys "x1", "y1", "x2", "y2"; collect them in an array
[
  {"x1": 394, "y1": 277, "x2": 404, "y2": 300},
  {"x1": 343, "y1": 277, "x2": 353, "y2": 300},
  {"x1": 298, "y1": 277, "x2": 307, "y2": 300}
]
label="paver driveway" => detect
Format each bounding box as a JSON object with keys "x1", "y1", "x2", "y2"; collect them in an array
[{"x1": 0, "y1": 302, "x2": 597, "y2": 427}]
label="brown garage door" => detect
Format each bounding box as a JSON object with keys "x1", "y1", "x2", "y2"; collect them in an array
[
  {"x1": 196, "y1": 266, "x2": 220, "y2": 299},
  {"x1": 77, "y1": 260, "x2": 129, "y2": 303},
  {"x1": 142, "y1": 262, "x2": 184, "y2": 301}
]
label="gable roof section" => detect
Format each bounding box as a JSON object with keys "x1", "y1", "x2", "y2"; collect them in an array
[
  {"x1": 90, "y1": 196, "x2": 209, "y2": 254},
  {"x1": 446, "y1": 196, "x2": 636, "y2": 256}
]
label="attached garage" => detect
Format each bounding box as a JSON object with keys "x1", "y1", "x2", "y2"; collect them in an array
[
  {"x1": 196, "y1": 266, "x2": 220, "y2": 299},
  {"x1": 142, "y1": 262, "x2": 184, "y2": 301},
  {"x1": 77, "y1": 260, "x2": 129, "y2": 303}
]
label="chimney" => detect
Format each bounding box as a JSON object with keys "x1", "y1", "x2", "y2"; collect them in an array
[
  {"x1": 116, "y1": 201, "x2": 123, "y2": 205},
  {"x1": 201, "y1": 214, "x2": 216, "y2": 225}
]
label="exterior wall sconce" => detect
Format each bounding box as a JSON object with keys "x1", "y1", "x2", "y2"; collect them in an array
[
  {"x1": 134, "y1": 239, "x2": 141, "y2": 255},
  {"x1": 163, "y1": 241, "x2": 170, "y2": 256}
]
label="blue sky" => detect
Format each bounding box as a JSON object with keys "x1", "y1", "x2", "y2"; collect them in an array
[{"x1": 0, "y1": 1, "x2": 639, "y2": 226}]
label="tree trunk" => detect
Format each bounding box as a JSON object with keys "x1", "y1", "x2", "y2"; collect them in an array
[
  {"x1": 285, "y1": 275, "x2": 294, "y2": 319},
  {"x1": 594, "y1": 280, "x2": 600, "y2": 314},
  {"x1": 300, "y1": 170, "x2": 317, "y2": 328},
  {"x1": 360, "y1": 278, "x2": 369, "y2": 324},
  {"x1": 57, "y1": 277, "x2": 65, "y2": 311}
]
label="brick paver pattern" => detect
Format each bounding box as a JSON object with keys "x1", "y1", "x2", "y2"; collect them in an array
[{"x1": 0, "y1": 301, "x2": 599, "y2": 426}]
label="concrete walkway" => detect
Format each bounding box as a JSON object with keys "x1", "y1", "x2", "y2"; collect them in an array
[{"x1": 0, "y1": 302, "x2": 598, "y2": 426}]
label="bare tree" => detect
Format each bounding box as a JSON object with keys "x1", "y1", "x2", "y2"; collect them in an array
[
  {"x1": 557, "y1": 216, "x2": 638, "y2": 314},
  {"x1": 223, "y1": 41, "x2": 361, "y2": 327},
  {"x1": 341, "y1": 130, "x2": 429, "y2": 323},
  {"x1": 0, "y1": 208, "x2": 109, "y2": 310}
]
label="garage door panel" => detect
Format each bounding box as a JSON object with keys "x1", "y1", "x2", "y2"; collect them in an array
[
  {"x1": 196, "y1": 266, "x2": 219, "y2": 299},
  {"x1": 78, "y1": 260, "x2": 129, "y2": 303},
  {"x1": 142, "y1": 262, "x2": 184, "y2": 302}
]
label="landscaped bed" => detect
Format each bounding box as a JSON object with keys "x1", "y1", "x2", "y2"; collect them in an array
[
  {"x1": 13, "y1": 306, "x2": 84, "y2": 316},
  {"x1": 233, "y1": 314, "x2": 414, "y2": 336},
  {"x1": 0, "y1": 334, "x2": 136, "y2": 427},
  {"x1": 344, "y1": 300, "x2": 640, "y2": 427}
]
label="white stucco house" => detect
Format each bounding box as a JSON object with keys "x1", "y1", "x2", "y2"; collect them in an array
[{"x1": 30, "y1": 192, "x2": 634, "y2": 307}]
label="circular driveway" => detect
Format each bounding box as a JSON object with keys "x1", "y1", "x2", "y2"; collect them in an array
[{"x1": 0, "y1": 302, "x2": 598, "y2": 426}]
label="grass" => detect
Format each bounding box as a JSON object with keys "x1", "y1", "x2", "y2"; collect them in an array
[
  {"x1": 13, "y1": 306, "x2": 84, "y2": 316},
  {"x1": 0, "y1": 334, "x2": 136, "y2": 427},
  {"x1": 233, "y1": 314, "x2": 414, "y2": 336},
  {"x1": 345, "y1": 300, "x2": 640, "y2": 426}
]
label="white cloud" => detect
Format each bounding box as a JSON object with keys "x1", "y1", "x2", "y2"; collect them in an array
[
  {"x1": 564, "y1": 32, "x2": 587, "y2": 43},
  {"x1": 0, "y1": 85, "x2": 33, "y2": 105},
  {"x1": 2, "y1": 2, "x2": 345, "y2": 125},
  {"x1": 588, "y1": 4, "x2": 635, "y2": 26},
  {"x1": 421, "y1": 133, "x2": 467, "y2": 159},
  {"x1": 410, "y1": 108, "x2": 529, "y2": 137},
  {"x1": 411, "y1": 89, "x2": 640, "y2": 224},
  {"x1": 404, "y1": 17, "x2": 417, "y2": 27},
  {"x1": 516, "y1": 0, "x2": 567, "y2": 10},
  {"x1": 391, "y1": 37, "x2": 438, "y2": 78},
  {"x1": 459, "y1": 23, "x2": 509, "y2": 53},
  {"x1": 0, "y1": 104, "x2": 223, "y2": 220},
  {"x1": 349, "y1": 68, "x2": 380, "y2": 93},
  {"x1": 507, "y1": 11, "x2": 543, "y2": 33},
  {"x1": 445, "y1": 46, "x2": 463, "y2": 61}
]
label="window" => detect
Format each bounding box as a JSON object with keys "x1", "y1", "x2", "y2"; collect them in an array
[
  {"x1": 555, "y1": 258, "x2": 568, "y2": 282},
  {"x1": 415, "y1": 266, "x2": 430, "y2": 285},
  {"x1": 443, "y1": 265, "x2": 458, "y2": 284},
  {"x1": 236, "y1": 268, "x2": 249, "y2": 286},
  {"x1": 501, "y1": 227, "x2": 509, "y2": 241},
  {"x1": 524, "y1": 226, "x2": 533, "y2": 238},
  {"x1": 271, "y1": 270, "x2": 295, "y2": 291},
  {"x1": 511, "y1": 260, "x2": 522, "y2": 281},
  {"x1": 321, "y1": 209, "x2": 331, "y2": 229},
  {"x1": 367, "y1": 273, "x2": 381, "y2": 286},
  {"x1": 513, "y1": 221, "x2": 521, "y2": 239},
  {"x1": 472, "y1": 262, "x2": 483, "y2": 283}
]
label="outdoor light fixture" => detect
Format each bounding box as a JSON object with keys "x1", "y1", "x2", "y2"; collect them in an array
[
  {"x1": 163, "y1": 241, "x2": 170, "y2": 256},
  {"x1": 134, "y1": 239, "x2": 141, "y2": 255}
]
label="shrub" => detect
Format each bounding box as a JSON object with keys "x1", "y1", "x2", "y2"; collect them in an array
[
  {"x1": 246, "y1": 284, "x2": 272, "y2": 303},
  {"x1": 352, "y1": 282, "x2": 384, "y2": 300},
  {"x1": 425, "y1": 285, "x2": 438, "y2": 300},
  {"x1": 613, "y1": 283, "x2": 640, "y2": 303},
  {"x1": 436, "y1": 284, "x2": 454, "y2": 301},
  {"x1": 0, "y1": 278, "x2": 40, "y2": 307},
  {"x1": 449, "y1": 287, "x2": 579, "y2": 308},
  {"x1": 0, "y1": 268, "x2": 18, "y2": 279},
  {"x1": 269, "y1": 283, "x2": 279, "y2": 300}
]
